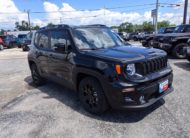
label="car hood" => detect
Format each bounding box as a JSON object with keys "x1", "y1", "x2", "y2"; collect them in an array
[
  {"x1": 86, "y1": 45, "x2": 166, "y2": 63},
  {"x1": 156, "y1": 33, "x2": 190, "y2": 37}
]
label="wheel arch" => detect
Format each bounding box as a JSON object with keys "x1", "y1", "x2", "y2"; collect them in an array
[{"x1": 74, "y1": 68, "x2": 105, "y2": 92}]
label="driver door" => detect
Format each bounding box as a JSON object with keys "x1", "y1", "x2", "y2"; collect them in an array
[{"x1": 47, "y1": 29, "x2": 74, "y2": 85}]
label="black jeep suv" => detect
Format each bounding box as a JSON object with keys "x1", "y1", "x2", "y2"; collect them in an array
[
  {"x1": 141, "y1": 27, "x2": 175, "y2": 47},
  {"x1": 152, "y1": 25, "x2": 190, "y2": 59},
  {"x1": 28, "y1": 24, "x2": 173, "y2": 114}
]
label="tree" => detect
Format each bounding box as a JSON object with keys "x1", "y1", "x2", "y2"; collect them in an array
[
  {"x1": 32, "y1": 25, "x2": 40, "y2": 30},
  {"x1": 15, "y1": 21, "x2": 41, "y2": 31},
  {"x1": 142, "y1": 21, "x2": 154, "y2": 32},
  {"x1": 119, "y1": 22, "x2": 134, "y2": 32},
  {"x1": 15, "y1": 21, "x2": 30, "y2": 31},
  {"x1": 0, "y1": 29, "x2": 5, "y2": 35},
  {"x1": 157, "y1": 21, "x2": 176, "y2": 29},
  {"x1": 47, "y1": 23, "x2": 54, "y2": 27}
]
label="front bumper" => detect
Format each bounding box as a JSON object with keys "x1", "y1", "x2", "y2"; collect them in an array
[
  {"x1": 105, "y1": 73, "x2": 173, "y2": 110},
  {"x1": 186, "y1": 47, "x2": 190, "y2": 62},
  {"x1": 151, "y1": 42, "x2": 172, "y2": 52},
  {"x1": 141, "y1": 40, "x2": 148, "y2": 46}
]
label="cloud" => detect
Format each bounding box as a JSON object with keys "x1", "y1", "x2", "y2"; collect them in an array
[
  {"x1": 0, "y1": 0, "x2": 185, "y2": 30},
  {"x1": 0, "y1": 0, "x2": 27, "y2": 29},
  {"x1": 42, "y1": 2, "x2": 184, "y2": 27}
]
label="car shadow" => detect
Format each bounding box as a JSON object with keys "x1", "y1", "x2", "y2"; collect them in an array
[
  {"x1": 24, "y1": 76, "x2": 165, "y2": 123},
  {"x1": 174, "y1": 62, "x2": 190, "y2": 71}
]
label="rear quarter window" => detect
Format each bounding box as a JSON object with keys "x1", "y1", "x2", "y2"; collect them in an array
[{"x1": 34, "y1": 31, "x2": 49, "y2": 49}]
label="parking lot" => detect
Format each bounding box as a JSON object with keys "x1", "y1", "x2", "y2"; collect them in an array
[{"x1": 0, "y1": 46, "x2": 190, "y2": 138}]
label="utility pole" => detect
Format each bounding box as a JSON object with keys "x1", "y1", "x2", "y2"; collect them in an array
[
  {"x1": 104, "y1": 5, "x2": 106, "y2": 25},
  {"x1": 183, "y1": 0, "x2": 188, "y2": 24},
  {"x1": 155, "y1": 0, "x2": 159, "y2": 33},
  {"x1": 60, "y1": 17, "x2": 62, "y2": 24},
  {"x1": 27, "y1": 10, "x2": 31, "y2": 32}
]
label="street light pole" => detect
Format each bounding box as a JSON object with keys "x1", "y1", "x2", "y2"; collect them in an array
[
  {"x1": 155, "y1": 0, "x2": 159, "y2": 33},
  {"x1": 183, "y1": 0, "x2": 188, "y2": 24},
  {"x1": 27, "y1": 10, "x2": 31, "y2": 32}
]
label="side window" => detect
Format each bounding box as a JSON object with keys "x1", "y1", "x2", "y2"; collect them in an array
[
  {"x1": 38, "y1": 31, "x2": 49, "y2": 49},
  {"x1": 50, "y1": 30, "x2": 71, "y2": 51},
  {"x1": 184, "y1": 26, "x2": 190, "y2": 32}
]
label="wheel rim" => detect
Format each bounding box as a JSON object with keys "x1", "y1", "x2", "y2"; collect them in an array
[
  {"x1": 148, "y1": 40, "x2": 153, "y2": 47},
  {"x1": 82, "y1": 84, "x2": 99, "y2": 109},
  {"x1": 176, "y1": 45, "x2": 187, "y2": 58}
]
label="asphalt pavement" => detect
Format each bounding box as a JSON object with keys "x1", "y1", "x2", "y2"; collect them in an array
[{"x1": 0, "y1": 45, "x2": 190, "y2": 138}]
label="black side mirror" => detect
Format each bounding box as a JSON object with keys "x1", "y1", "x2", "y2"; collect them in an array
[{"x1": 54, "y1": 43, "x2": 66, "y2": 53}]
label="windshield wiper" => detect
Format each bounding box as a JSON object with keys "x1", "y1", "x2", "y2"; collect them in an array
[
  {"x1": 80, "y1": 47, "x2": 105, "y2": 51},
  {"x1": 80, "y1": 48, "x2": 98, "y2": 51}
]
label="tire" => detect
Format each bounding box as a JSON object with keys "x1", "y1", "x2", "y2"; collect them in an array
[
  {"x1": 79, "y1": 77, "x2": 109, "y2": 114},
  {"x1": 133, "y1": 37, "x2": 138, "y2": 41},
  {"x1": 148, "y1": 40, "x2": 154, "y2": 47},
  {"x1": 172, "y1": 43, "x2": 188, "y2": 59},
  {"x1": 31, "y1": 64, "x2": 45, "y2": 86}
]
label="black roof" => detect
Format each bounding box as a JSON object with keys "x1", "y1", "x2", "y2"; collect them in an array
[{"x1": 39, "y1": 24, "x2": 107, "y2": 31}]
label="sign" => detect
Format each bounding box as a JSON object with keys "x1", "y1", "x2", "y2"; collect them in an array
[{"x1": 151, "y1": 9, "x2": 157, "y2": 17}]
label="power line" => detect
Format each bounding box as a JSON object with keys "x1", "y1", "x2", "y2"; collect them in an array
[{"x1": 0, "y1": 3, "x2": 156, "y2": 15}]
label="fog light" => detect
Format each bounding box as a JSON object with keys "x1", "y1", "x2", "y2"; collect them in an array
[
  {"x1": 122, "y1": 88, "x2": 135, "y2": 93},
  {"x1": 139, "y1": 96, "x2": 146, "y2": 104}
]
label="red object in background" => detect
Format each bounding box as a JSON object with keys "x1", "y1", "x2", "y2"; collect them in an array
[
  {"x1": 0, "y1": 38, "x2": 5, "y2": 47},
  {"x1": 0, "y1": 38, "x2": 3, "y2": 43}
]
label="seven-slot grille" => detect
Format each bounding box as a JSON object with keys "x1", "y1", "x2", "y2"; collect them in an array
[{"x1": 136, "y1": 56, "x2": 168, "y2": 75}]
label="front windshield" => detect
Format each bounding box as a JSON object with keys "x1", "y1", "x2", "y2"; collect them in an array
[
  {"x1": 72, "y1": 27, "x2": 123, "y2": 50},
  {"x1": 158, "y1": 28, "x2": 165, "y2": 34},
  {"x1": 173, "y1": 25, "x2": 185, "y2": 33}
]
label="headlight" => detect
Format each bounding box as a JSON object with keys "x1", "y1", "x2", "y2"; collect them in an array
[{"x1": 126, "y1": 64, "x2": 136, "y2": 76}]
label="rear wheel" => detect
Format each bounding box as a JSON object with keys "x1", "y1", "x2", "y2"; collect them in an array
[
  {"x1": 31, "y1": 64, "x2": 45, "y2": 86},
  {"x1": 172, "y1": 43, "x2": 187, "y2": 59},
  {"x1": 79, "y1": 77, "x2": 109, "y2": 114},
  {"x1": 148, "y1": 40, "x2": 154, "y2": 47}
]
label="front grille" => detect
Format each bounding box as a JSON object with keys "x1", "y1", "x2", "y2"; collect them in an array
[{"x1": 136, "y1": 56, "x2": 168, "y2": 76}]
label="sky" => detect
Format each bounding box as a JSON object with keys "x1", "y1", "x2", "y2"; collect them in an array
[{"x1": 0, "y1": 0, "x2": 186, "y2": 30}]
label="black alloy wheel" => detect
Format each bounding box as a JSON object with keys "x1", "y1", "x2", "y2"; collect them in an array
[
  {"x1": 172, "y1": 43, "x2": 188, "y2": 59},
  {"x1": 79, "y1": 77, "x2": 109, "y2": 114}
]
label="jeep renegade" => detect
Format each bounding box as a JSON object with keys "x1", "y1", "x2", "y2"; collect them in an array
[{"x1": 28, "y1": 24, "x2": 173, "y2": 114}]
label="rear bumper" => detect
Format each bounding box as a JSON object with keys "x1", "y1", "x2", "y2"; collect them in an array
[{"x1": 104, "y1": 73, "x2": 173, "y2": 110}]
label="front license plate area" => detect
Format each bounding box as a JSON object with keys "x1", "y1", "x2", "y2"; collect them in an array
[{"x1": 159, "y1": 80, "x2": 168, "y2": 93}]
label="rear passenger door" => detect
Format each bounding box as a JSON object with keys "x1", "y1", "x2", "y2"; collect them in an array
[
  {"x1": 34, "y1": 31, "x2": 50, "y2": 76},
  {"x1": 48, "y1": 29, "x2": 74, "y2": 85}
]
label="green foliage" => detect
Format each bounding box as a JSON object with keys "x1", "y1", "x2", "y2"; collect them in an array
[
  {"x1": 117, "y1": 21, "x2": 175, "y2": 33},
  {"x1": 142, "y1": 21, "x2": 154, "y2": 32},
  {"x1": 47, "y1": 23, "x2": 54, "y2": 27},
  {"x1": 0, "y1": 29, "x2": 5, "y2": 35},
  {"x1": 15, "y1": 20, "x2": 40, "y2": 31}
]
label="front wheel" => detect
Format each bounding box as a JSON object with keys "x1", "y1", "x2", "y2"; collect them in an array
[
  {"x1": 31, "y1": 64, "x2": 45, "y2": 86},
  {"x1": 79, "y1": 77, "x2": 109, "y2": 114},
  {"x1": 148, "y1": 40, "x2": 154, "y2": 47},
  {"x1": 172, "y1": 43, "x2": 188, "y2": 59}
]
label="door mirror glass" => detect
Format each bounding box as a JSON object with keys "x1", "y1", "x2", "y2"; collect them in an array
[{"x1": 54, "y1": 43, "x2": 66, "y2": 52}]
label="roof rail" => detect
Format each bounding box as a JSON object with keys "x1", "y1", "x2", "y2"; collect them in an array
[{"x1": 39, "y1": 24, "x2": 70, "y2": 30}]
